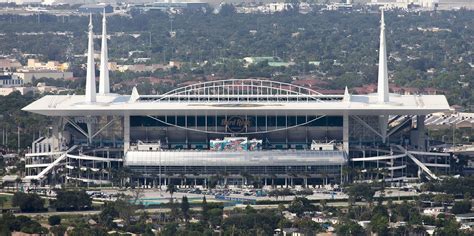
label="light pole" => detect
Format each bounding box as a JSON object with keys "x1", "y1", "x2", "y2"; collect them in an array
[
  {"x1": 17, "y1": 126, "x2": 20, "y2": 153},
  {"x1": 452, "y1": 123, "x2": 455, "y2": 148},
  {"x1": 159, "y1": 150, "x2": 162, "y2": 190},
  {"x1": 149, "y1": 31, "x2": 152, "y2": 47}
]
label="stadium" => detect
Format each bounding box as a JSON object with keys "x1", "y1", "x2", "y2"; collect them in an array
[{"x1": 21, "y1": 12, "x2": 451, "y2": 188}]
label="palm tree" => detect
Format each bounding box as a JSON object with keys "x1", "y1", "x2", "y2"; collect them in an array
[
  {"x1": 181, "y1": 196, "x2": 190, "y2": 223},
  {"x1": 166, "y1": 183, "x2": 177, "y2": 203},
  {"x1": 120, "y1": 167, "x2": 133, "y2": 188},
  {"x1": 15, "y1": 177, "x2": 22, "y2": 191},
  {"x1": 0, "y1": 197, "x2": 6, "y2": 211},
  {"x1": 355, "y1": 167, "x2": 364, "y2": 182},
  {"x1": 320, "y1": 171, "x2": 328, "y2": 186},
  {"x1": 179, "y1": 173, "x2": 186, "y2": 188},
  {"x1": 85, "y1": 167, "x2": 92, "y2": 188},
  {"x1": 241, "y1": 172, "x2": 253, "y2": 186},
  {"x1": 320, "y1": 199, "x2": 327, "y2": 212},
  {"x1": 380, "y1": 169, "x2": 390, "y2": 183},
  {"x1": 31, "y1": 179, "x2": 39, "y2": 190},
  {"x1": 270, "y1": 174, "x2": 277, "y2": 188},
  {"x1": 367, "y1": 167, "x2": 376, "y2": 181},
  {"x1": 220, "y1": 171, "x2": 229, "y2": 187},
  {"x1": 341, "y1": 166, "x2": 352, "y2": 183},
  {"x1": 71, "y1": 165, "x2": 80, "y2": 187},
  {"x1": 110, "y1": 168, "x2": 121, "y2": 187},
  {"x1": 150, "y1": 173, "x2": 158, "y2": 188},
  {"x1": 16, "y1": 161, "x2": 25, "y2": 177}
]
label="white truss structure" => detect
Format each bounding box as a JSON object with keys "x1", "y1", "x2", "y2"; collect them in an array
[{"x1": 138, "y1": 79, "x2": 342, "y2": 103}]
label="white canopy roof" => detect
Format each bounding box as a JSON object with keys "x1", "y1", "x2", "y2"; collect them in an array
[{"x1": 22, "y1": 90, "x2": 450, "y2": 116}]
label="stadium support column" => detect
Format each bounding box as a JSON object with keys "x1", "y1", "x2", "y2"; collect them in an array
[
  {"x1": 51, "y1": 117, "x2": 60, "y2": 151},
  {"x1": 379, "y1": 115, "x2": 388, "y2": 143},
  {"x1": 417, "y1": 115, "x2": 426, "y2": 151},
  {"x1": 124, "y1": 115, "x2": 130, "y2": 153},
  {"x1": 87, "y1": 121, "x2": 93, "y2": 145},
  {"x1": 343, "y1": 113, "x2": 349, "y2": 152}
]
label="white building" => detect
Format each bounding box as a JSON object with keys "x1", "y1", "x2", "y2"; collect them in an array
[
  {"x1": 14, "y1": 70, "x2": 73, "y2": 84},
  {"x1": 0, "y1": 73, "x2": 23, "y2": 88}
]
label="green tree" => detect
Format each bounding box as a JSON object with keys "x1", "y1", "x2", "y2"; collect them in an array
[
  {"x1": 434, "y1": 218, "x2": 463, "y2": 236},
  {"x1": 181, "y1": 196, "x2": 190, "y2": 222},
  {"x1": 451, "y1": 200, "x2": 472, "y2": 215},
  {"x1": 201, "y1": 196, "x2": 209, "y2": 222},
  {"x1": 433, "y1": 193, "x2": 455, "y2": 212},
  {"x1": 0, "y1": 197, "x2": 6, "y2": 211},
  {"x1": 50, "y1": 225, "x2": 67, "y2": 236},
  {"x1": 370, "y1": 214, "x2": 389, "y2": 236},
  {"x1": 99, "y1": 202, "x2": 119, "y2": 228},
  {"x1": 15, "y1": 177, "x2": 22, "y2": 191},
  {"x1": 51, "y1": 190, "x2": 92, "y2": 211},
  {"x1": 161, "y1": 223, "x2": 178, "y2": 236},
  {"x1": 288, "y1": 197, "x2": 316, "y2": 217},
  {"x1": 11, "y1": 192, "x2": 45, "y2": 212},
  {"x1": 166, "y1": 183, "x2": 177, "y2": 203},
  {"x1": 0, "y1": 214, "x2": 47, "y2": 235},
  {"x1": 68, "y1": 226, "x2": 108, "y2": 236},
  {"x1": 335, "y1": 220, "x2": 366, "y2": 236},
  {"x1": 345, "y1": 183, "x2": 376, "y2": 205},
  {"x1": 19, "y1": 220, "x2": 48, "y2": 234},
  {"x1": 108, "y1": 197, "x2": 136, "y2": 227},
  {"x1": 208, "y1": 207, "x2": 223, "y2": 228},
  {"x1": 295, "y1": 218, "x2": 323, "y2": 235},
  {"x1": 48, "y1": 215, "x2": 61, "y2": 226}
]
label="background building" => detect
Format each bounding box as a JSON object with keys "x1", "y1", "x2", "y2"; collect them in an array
[
  {"x1": 78, "y1": 4, "x2": 114, "y2": 14},
  {"x1": 14, "y1": 70, "x2": 73, "y2": 84},
  {"x1": 27, "y1": 59, "x2": 69, "y2": 72}
]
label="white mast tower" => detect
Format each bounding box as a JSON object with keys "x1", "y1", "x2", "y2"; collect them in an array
[
  {"x1": 377, "y1": 10, "x2": 389, "y2": 104},
  {"x1": 85, "y1": 14, "x2": 97, "y2": 103},
  {"x1": 99, "y1": 10, "x2": 110, "y2": 95}
]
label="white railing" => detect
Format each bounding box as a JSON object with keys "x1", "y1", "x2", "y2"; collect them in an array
[{"x1": 24, "y1": 145, "x2": 78, "y2": 181}]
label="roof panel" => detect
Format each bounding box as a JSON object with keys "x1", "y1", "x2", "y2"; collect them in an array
[{"x1": 22, "y1": 92, "x2": 450, "y2": 116}]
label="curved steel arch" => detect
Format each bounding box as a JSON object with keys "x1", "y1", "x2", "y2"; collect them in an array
[{"x1": 151, "y1": 79, "x2": 327, "y2": 103}]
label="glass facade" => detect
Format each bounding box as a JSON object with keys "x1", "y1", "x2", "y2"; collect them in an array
[{"x1": 131, "y1": 115, "x2": 343, "y2": 128}]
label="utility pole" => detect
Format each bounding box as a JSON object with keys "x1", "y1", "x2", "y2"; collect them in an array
[
  {"x1": 149, "y1": 31, "x2": 152, "y2": 60},
  {"x1": 149, "y1": 31, "x2": 152, "y2": 47},
  {"x1": 169, "y1": 17, "x2": 173, "y2": 34},
  {"x1": 452, "y1": 123, "x2": 455, "y2": 149},
  {"x1": 17, "y1": 126, "x2": 20, "y2": 153}
]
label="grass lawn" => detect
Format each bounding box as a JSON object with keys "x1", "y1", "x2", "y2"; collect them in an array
[{"x1": 0, "y1": 194, "x2": 13, "y2": 209}]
